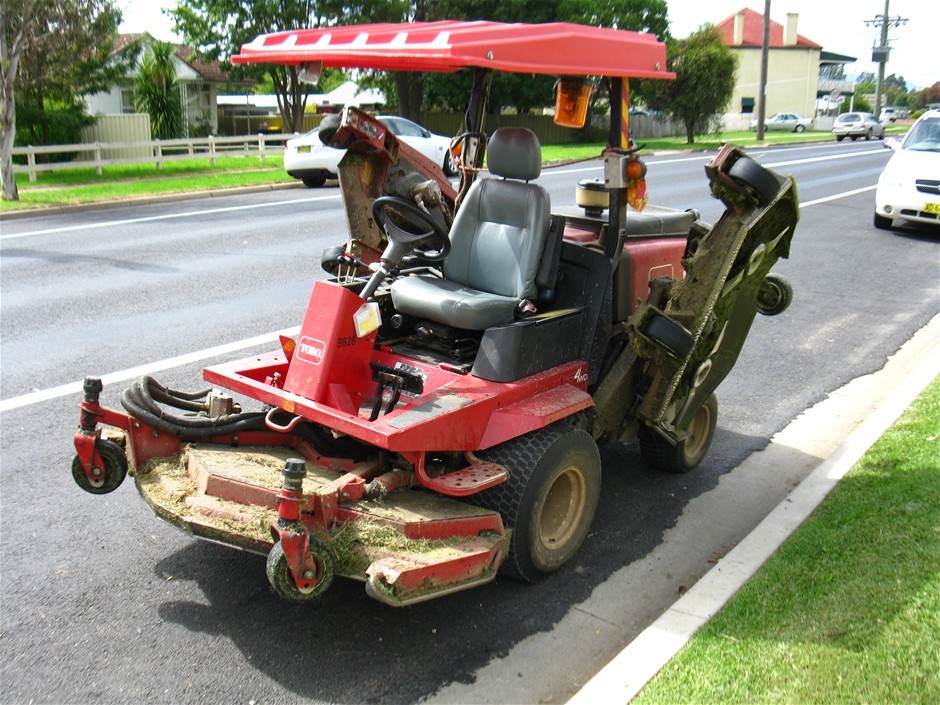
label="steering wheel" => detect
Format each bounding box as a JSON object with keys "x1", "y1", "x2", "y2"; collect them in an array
[{"x1": 371, "y1": 196, "x2": 450, "y2": 262}]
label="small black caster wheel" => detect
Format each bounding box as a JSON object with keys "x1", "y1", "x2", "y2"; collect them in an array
[
  {"x1": 71, "y1": 438, "x2": 127, "y2": 494},
  {"x1": 757, "y1": 273, "x2": 793, "y2": 316},
  {"x1": 266, "y1": 538, "x2": 336, "y2": 602}
]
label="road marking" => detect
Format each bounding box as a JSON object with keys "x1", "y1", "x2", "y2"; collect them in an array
[
  {"x1": 800, "y1": 185, "x2": 877, "y2": 207},
  {"x1": 0, "y1": 194, "x2": 342, "y2": 240},
  {"x1": 764, "y1": 148, "x2": 884, "y2": 168},
  {"x1": 0, "y1": 325, "x2": 301, "y2": 413}
]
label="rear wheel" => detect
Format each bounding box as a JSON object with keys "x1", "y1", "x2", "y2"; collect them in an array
[
  {"x1": 474, "y1": 424, "x2": 601, "y2": 582},
  {"x1": 794, "y1": 124, "x2": 806, "y2": 133},
  {"x1": 873, "y1": 212, "x2": 892, "y2": 230},
  {"x1": 836, "y1": 135, "x2": 845, "y2": 142},
  {"x1": 640, "y1": 393, "x2": 718, "y2": 473},
  {"x1": 302, "y1": 174, "x2": 326, "y2": 188},
  {"x1": 865, "y1": 128, "x2": 873, "y2": 141}
]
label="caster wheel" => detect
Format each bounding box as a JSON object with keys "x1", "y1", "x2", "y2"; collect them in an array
[
  {"x1": 266, "y1": 538, "x2": 336, "y2": 602},
  {"x1": 71, "y1": 438, "x2": 127, "y2": 494},
  {"x1": 757, "y1": 273, "x2": 793, "y2": 316},
  {"x1": 640, "y1": 393, "x2": 718, "y2": 473}
]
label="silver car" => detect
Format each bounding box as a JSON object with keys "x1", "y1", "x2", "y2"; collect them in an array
[
  {"x1": 749, "y1": 112, "x2": 813, "y2": 133},
  {"x1": 832, "y1": 112, "x2": 885, "y2": 142}
]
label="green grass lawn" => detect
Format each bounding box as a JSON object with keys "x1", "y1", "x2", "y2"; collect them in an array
[{"x1": 633, "y1": 376, "x2": 940, "y2": 704}]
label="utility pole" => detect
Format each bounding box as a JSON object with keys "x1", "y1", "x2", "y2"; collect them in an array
[
  {"x1": 864, "y1": 0, "x2": 907, "y2": 120},
  {"x1": 756, "y1": 0, "x2": 771, "y2": 141}
]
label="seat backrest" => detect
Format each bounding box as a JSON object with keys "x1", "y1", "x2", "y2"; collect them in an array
[{"x1": 443, "y1": 128, "x2": 551, "y2": 300}]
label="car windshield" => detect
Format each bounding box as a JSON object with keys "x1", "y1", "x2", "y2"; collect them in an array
[{"x1": 902, "y1": 119, "x2": 940, "y2": 152}]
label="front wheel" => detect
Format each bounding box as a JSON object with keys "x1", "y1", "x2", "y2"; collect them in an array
[
  {"x1": 873, "y1": 212, "x2": 892, "y2": 230},
  {"x1": 474, "y1": 424, "x2": 601, "y2": 582},
  {"x1": 640, "y1": 393, "x2": 718, "y2": 473},
  {"x1": 266, "y1": 538, "x2": 336, "y2": 602},
  {"x1": 71, "y1": 438, "x2": 127, "y2": 494}
]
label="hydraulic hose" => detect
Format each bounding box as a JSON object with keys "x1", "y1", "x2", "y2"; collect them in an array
[{"x1": 120, "y1": 376, "x2": 267, "y2": 439}]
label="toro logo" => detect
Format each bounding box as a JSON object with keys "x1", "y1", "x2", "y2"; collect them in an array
[{"x1": 297, "y1": 336, "x2": 326, "y2": 365}]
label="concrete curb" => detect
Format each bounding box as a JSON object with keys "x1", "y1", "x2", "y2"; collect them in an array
[
  {"x1": 0, "y1": 180, "x2": 305, "y2": 221},
  {"x1": 567, "y1": 313, "x2": 940, "y2": 705}
]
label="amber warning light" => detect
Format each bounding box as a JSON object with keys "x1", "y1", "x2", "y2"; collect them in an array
[{"x1": 554, "y1": 78, "x2": 592, "y2": 128}]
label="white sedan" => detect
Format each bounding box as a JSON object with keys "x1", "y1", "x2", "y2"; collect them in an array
[
  {"x1": 749, "y1": 113, "x2": 813, "y2": 133},
  {"x1": 284, "y1": 115, "x2": 456, "y2": 187},
  {"x1": 874, "y1": 109, "x2": 940, "y2": 230}
]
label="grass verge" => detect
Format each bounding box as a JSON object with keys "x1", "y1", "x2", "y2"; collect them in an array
[{"x1": 633, "y1": 375, "x2": 940, "y2": 705}]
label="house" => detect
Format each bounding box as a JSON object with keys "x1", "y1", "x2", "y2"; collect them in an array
[
  {"x1": 84, "y1": 34, "x2": 234, "y2": 135},
  {"x1": 716, "y1": 9, "x2": 822, "y2": 125}
]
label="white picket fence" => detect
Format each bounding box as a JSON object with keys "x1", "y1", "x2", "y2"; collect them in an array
[{"x1": 12, "y1": 133, "x2": 299, "y2": 183}]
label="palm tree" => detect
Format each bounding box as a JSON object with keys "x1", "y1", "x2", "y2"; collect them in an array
[{"x1": 135, "y1": 40, "x2": 183, "y2": 140}]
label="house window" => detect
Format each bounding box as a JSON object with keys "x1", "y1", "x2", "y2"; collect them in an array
[
  {"x1": 741, "y1": 97, "x2": 755, "y2": 114},
  {"x1": 121, "y1": 88, "x2": 136, "y2": 114}
]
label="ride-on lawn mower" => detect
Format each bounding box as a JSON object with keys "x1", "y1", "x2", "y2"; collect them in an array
[{"x1": 72, "y1": 21, "x2": 798, "y2": 606}]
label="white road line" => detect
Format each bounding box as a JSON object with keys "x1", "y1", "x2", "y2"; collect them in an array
[
  {"x1": 0, "y1": 193, "x2": 342, "y2": 240},
  {"x1": 765, "y1": 148, "x2": 884, "y2": 168},
  {"x1": 0, "y1": 325, "x2": 301, "y2": 413},
  {"x1": 0, "y1": 181, "x2": 879, "y2": 412}
]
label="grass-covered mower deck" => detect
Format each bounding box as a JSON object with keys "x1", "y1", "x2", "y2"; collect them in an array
[{"x1": 72, "y1": 21, "x2": 799, "y2": 606}]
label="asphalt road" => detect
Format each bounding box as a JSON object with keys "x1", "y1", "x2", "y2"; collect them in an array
[{"x1": 1, "y1": 140, "x2": 937, "y2": 704}]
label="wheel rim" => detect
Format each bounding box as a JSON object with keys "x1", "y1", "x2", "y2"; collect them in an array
[
  {"x1": 538, "y1": 466, "x2": 587, "y2": 549},
  {"x1": 684, "y1": 403, "x2": 713, "y2": 461}
]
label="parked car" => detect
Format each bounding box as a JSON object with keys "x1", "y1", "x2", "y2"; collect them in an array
[
  {"x1": 874, "y1": 109, "x2": 940, "y2": 230},
  {"x1": 284, "y1": 115, "x2": 456, "y2": 187},
  {"x1": 832, "y1": 112, "x2": 885, "y2": 142},
  {"x1": 879, "y1": 106, "x2": 909, "y2": 123},
  {"x1": 749, "y1": 112, "x2": 813, "y2": 133}
]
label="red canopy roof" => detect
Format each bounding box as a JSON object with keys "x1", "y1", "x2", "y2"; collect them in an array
[{"x1": 232, "y1": 21, "x2": 673, "y2": 80}]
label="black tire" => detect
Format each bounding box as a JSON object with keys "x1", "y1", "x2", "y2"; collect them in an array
[
  {"x1": 727, "y1": 156, "x2": 779, "y2": 207},
  {"x1": 473, "y1": 424, "x2": 601, "y2": 582},
  {"x1": 873, "y1": 212, "x2": 892, "y2": 230},
  {"x1": 794, "y1": 124, "x2": 806, "y2": 133},
  {"x1": 443, "y1": 151, "x2": 458, "y2": 177},
  {"x1": 836, "y1": 135, "x2": 845, "y2": 142},
  {"x1": 850, "y1": 135, "x2": 859, "y2": 141},
  {"x1": 302, "y1": 174, "x2": 326, "y2": 188},
  {"x1": 865, "y1": 128, "x2": 873, "y2": 141},
  {"x1": 71, "y1": 438, "x2": 127, "y2": 494},
  {"x1": 266, "y1": 538, "x2": 336, "y2": 602},
  {"x1": 757, "y1": 273, "x2": 794, "y2": 316},
  {"x1": 644, "y1": 313, "x2": 694, "y2": 358},
  {"x1": 640, "y1": 393, "x2": 718, "y2": 473}
]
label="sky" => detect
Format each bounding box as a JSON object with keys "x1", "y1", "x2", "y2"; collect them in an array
[{"x1": 117, "y1": 0, "x2": 938, "y2": 90}]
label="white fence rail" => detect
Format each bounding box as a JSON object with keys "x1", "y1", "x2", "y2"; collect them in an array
[{"x1": 12, "y1": 134, "x2": 298, "y2": 183}]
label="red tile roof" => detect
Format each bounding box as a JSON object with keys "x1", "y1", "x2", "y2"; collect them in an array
[{"x1": 716, "y1": 8, "x2": 822, "y2": 49}]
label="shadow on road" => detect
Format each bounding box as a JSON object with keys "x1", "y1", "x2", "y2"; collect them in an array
[{"x1": 152, "y1": 428, "x2": 773, "y2": 702}]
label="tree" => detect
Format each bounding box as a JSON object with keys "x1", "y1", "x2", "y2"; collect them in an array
[
  {"x1": 171, "y1": 0, "x2": 373, "y2": 133},
  {"x1": 135, "y1": 40, "x2": 184, "y2": 139},
  {"x1": 1, "y1": 0, "x2": 122, "y2": 201},
  {"x1": 645, "y1": 25, "x2": 737, "y2": 144}
]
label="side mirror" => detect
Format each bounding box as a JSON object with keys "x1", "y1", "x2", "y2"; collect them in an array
[
  {"x1": 422, "y1": 129, "x2": 431, "y2": 138},
  {"x1": 883, "y1": 136, "x2": 900, "y2": 150}
]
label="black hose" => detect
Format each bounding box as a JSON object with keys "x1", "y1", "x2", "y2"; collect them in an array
[{"x1": 121, "y1": 376, "x2": 266, "y2": 439}]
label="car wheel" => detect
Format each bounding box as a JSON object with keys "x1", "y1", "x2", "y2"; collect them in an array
[
  {"x1": 873, "y1": 212, "x2": 892, "y2": 230},
  {"x1": 794, "y1": 124, "x2": 805, "y2": 133},
  {"x1": 865, "y1": 128, "x2": 873, "y2": 141},
  {"x1": 302, "y1": 174, "x2": 326, "y2": 188},
  {"x1": 850, "y1": 135, "x2": 859, "y2": 141},
  {"x1": 442, "y1": 151, "x2": 458, "y2": 177},
  {"x1": 836, "y1": 135, "x2": 845, "y2": 142}
]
